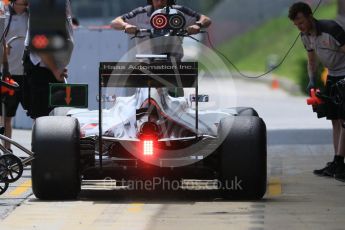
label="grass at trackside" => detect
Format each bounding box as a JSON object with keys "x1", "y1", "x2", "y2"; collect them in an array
[{"x1": 217, "y1": 0, "x2": 338, "y2": 84}]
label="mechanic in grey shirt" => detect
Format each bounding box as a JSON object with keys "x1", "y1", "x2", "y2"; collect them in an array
[
  {"x1": 23, "y1": 0, "x2": 74, "y2": 119},
  {"x1": 111, "y1": 0, "x2": 211, "y2": 97},
  {"x1": 0, "y1": 0, "x2": 28, "y2": 150},
  {"x1": 289, "y1": 2, "x2": 345, "y2": 181},
  {"x1": 110, "y1": 0, "x2": 211, "y2": 60}
]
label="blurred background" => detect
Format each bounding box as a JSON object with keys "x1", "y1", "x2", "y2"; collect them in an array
[
  {"x1": 12, "y1": 0, "x2": 344, "y2": 128},
  {"x1": 69, "y1": 0, "x2": 341, "y2": 88}
]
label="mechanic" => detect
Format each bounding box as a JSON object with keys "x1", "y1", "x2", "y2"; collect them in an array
[
  {"x1": 289, "y1": 2, "x2": 345, "y2": 181},
  {"x1": 23, "y1": 0, "x2": 74, "y2": 119},
  {"x1": 0, "y1": 0, "x2": 29, "y2": 151},
  {"x1": 110, "y1": 0, "x2": 211, "y2": 60},
  {"x1": 110, "y1": 0, "x2": 211, "y2": 96}
]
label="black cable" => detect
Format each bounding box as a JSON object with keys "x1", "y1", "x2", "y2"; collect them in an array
[
  {"x1": 205, "y1": 31, "x2": 300, "y2": 79},
  {"x1": 203, "y1": 0, "x2": 323, "y2": 79}
]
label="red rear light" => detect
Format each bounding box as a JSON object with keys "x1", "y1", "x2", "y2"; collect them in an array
[
  {"x1": 139, "y1": 122, "x2": 159, "y2": 156},
  {"x1": 143, "y1": 140, "x2": 154, "y2": 156}
]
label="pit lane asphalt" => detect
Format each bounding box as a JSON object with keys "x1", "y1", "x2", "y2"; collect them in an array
[{"x1": 1, "y1": 77, "x2": 344, "y2": 230}]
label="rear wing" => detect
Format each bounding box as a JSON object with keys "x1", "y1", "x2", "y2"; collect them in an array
[
  {"x1": 98, "y1": 61, "x2": 199, "y2": 168},
  {"x1": 99, "y1": 62, "x2": 198, "y2": 88}
]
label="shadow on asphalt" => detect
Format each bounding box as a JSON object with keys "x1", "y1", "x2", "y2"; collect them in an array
[
  {"x1": 77, "y1": 189, "x2": 270, "y2": 203},
  {"x1": 79, "y1": 189, "x2": 223, "y2": 203}
]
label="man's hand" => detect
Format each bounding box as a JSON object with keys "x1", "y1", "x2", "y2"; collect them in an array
[
  {"x1": 187, "y1": 25, "x2": 201, "y2": 35},
  {"x1": 124, "y1": 24, "x2": 138, "y2": 34},
  {"x1": 53, "y1": 68, "x2": 68, "y2": 82},
  {"x1": 38, "y1": 53, "x2": 68, "y2": 82},
  {"x1": 306, "y1": 79, "x2": 316, "y2": 95}
]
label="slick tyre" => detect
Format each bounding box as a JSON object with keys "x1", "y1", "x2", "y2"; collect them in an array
[
  {"x1": 233, "y1": 107, "x2": 259, "y2": 117},
  {"x1": 49, "y1": 107, "x2": 73, "y2": 116},
  {"x1": 218, "y1": 116, "x2": 267, "y2": 200},
  {"x1": 31, "y1": 116, "x2": 81, "y2": 200}
]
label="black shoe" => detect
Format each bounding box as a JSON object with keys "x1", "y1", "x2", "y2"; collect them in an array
[
  {"x1": 324, "y1": 162, "x2": 345, "y2": 177},
  {"x1": 313, "y1": 162, "x2": 333, "y2": 176},
  {"x1": 313, "y1": 162, "x2": 345, "y2": 177},
  {"x1": 335, "y1": 171, "x2": 345, "y2": 182}
]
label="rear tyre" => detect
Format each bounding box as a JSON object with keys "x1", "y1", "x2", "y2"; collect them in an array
[
  {"x1": 218, "y1": 116, "x2": 266, "y2": 200},
  {"x1": 31, "y1": 116, "x2": 81, "y2": 200},
  {"x1": 49, "y1": 107, "x2": 74, "y2": 116},
  {"x1": 233, "y1": 107, "x2": 259, "y2": 117}
]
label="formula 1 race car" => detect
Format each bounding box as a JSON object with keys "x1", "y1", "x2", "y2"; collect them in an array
[{"x1": 1, "y1": 6, "x2": 267, "y2": 200}]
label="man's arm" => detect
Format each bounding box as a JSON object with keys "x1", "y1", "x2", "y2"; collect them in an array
[
  {"x1": 110, "y1": 16, "x2": 138, "y2": 34},
  {"x1": 37, "y1": 53, "x2": 67, "y2": 82},
  {"x1": 197, "y1": 14, "x2": 212, "y2": 28},
  {"x1": 110, "y1": 16, "x2": 128, "y2": 31},
  {"x1": 306, "y1": 51, "x2": 318, "y2": 93}
]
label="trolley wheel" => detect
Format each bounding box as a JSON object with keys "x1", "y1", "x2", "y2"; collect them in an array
[
  {"x1": 0, "y1": 154, "x2": 24, "y2": 183},
  {"x1": 0, "y1": 181, "x2": 9, "y2": 195}
]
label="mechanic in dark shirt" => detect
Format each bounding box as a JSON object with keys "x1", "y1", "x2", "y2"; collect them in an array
[
  {"x1": 23, "y1": 0, "x2": 74, "y2": 119},
  {"x1": 289, "y1": 2, "x2": 345, "y2": 181},
  {"x1": 110, "y1": 0, "x2": 211, "y2": 60},
  {"x1": 110, "y1": 0, "x2": 211, "y2": 97}
]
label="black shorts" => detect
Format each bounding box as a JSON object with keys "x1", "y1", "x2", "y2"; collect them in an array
[
  {"x1": 323, "y1": 75, "x2": 345, "y2": 120},
  {"x1": 0, "y1": 75, "x2": 30, "y2": 117},
  {"x1": 26, "y1": 65, "x2": 59, "y2": 119}
]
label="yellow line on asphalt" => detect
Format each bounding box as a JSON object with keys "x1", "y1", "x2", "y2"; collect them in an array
[
  {"x1": 127, "y1": 203, "x2": 144, "y2": 213},
  {"x1": 9, "y1": 179, "x2": 32, "y2": 197},
  {"x1": 268, "y1": 177, "x2": 282, "y2": 197}
]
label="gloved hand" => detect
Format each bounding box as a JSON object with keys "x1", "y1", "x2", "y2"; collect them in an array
[{"x1": 306, "y1": 79, "x2": 316, "y2": 95}]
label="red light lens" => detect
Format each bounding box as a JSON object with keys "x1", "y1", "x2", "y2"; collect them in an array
[
  {"x1": 151, "y1": 14, "x2": 168, "y2": 30},
  {"x1": 32, "y1": 35, "x2": 49, "y2": 49},
  {"x1": 143, "y1": 140, "x2": 154, "y2": 156}
]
